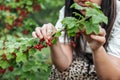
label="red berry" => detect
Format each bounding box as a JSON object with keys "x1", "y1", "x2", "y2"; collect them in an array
[
  {"x1": 15, "y1": 77, "x2": 19, "y2": 80},
  {"x1": 22, "y1": 30, "x2": 29, "y2": 35},
  {"x1": 34, "y1": 44, "x2": 44, "y2": 51},
  {"x1": 2, "y1": 53, "x2": 7, "y2": 60},
  {"x1": 16, "y1": 7, "x2": 22, "y2": 12},
  {"x1": 17, "y1": 17, "x2": 24, "y2": 22},
  {"x1": 27, "y1": 47, "x2": 31, "y2": 51},
  {"x1": 48, "y1": 38, "x2": 52, "y2": 42},
  {"x1": 8, "y1": 66, "x2": 14, "y2": 72},
  {"x1": 40, "y1": 38, "x2": 45, "y2": 42},
  {"x1": 19, "y1": 10, "x2": 28, "y2": 17},
  {"x1": 46, "y1": 38, "x2": 52, "y2": 46},
  {"x1": 13, "y1": 20, "x2": 23, "y2": 27},
  {"x1": 70, "y1": 41, "x2": 76, "y2": 48},
  {"x1": 46, "y1": 41, "x2": 52, "y2": 46},
  {"x1": 0, "y1": 5, "x2": 4, "y2": 10},
  {"x1": 76, "y1": 32, "x2": 81, "y2": 38},
  {"x1": 0, "y1": 68, "x2": 6, "y2": 74},
  {"x1": 11, "y1": 52, "x2": 17, "y2": 58},
  {"x1": 5, "y1": 6, "x2": 11, "y2": 11},
  {"x1": 17, "y1": 22, "x2": 23, "y2": 27},
  {"x1": 32, "y1": 4, "x2": 41, "y2": 11},
  {"x1": 5, "y1": 24, "x2": 13, "y2": 30}
]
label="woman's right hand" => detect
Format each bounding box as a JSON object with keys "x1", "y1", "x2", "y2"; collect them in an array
[
  {"x1": 32, "y1": 23, "x2": 56, "y2": 42},
  {"x1": 32, "y1": 23, "x2": 73, "y2": 71}
]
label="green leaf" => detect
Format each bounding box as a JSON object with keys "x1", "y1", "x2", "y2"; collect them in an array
[
  {"x1": 22, "y1": 61, "x2": 37, "y2": 72},
  {"x1": 55, "y1": 30, "x2": 61, "y2": 37},
  {"x1": 26, "y1": 1, "x2": 33, "y2": 5},
  {"x1": 93, "y1": 24, "x2": 100, "y2": 34},
  {"x1": 84, "y1": 21, "x2": 100, "y2": 34},
  {"x1": 20, "y1": 44, "x2": 28, "y2": 51},
  {"x1": 0, "y1": 60, "x2": 10, "y2": 69},
  {"x1": 6, "y1": 48, "x2": 15, "y2": 53},
  {"x1": 62, "y1": 17, "x2": 78, "y2": 29},
  {"x1": 16, "y1": 52, "x2": 27, "y2": 63},
  {"x1": 29, "y1": 48, "x2": 37, "y2": 56},
  {"x1": 68, "y1": 32, "x2": 76, "y2": 37},
  {"x1": 52, "y1": 38, "x2": 57, "y2": 44},
  {"x1": 70, "y1": 3, "x2": 85, "y2": 10},
  {"x1": 86, "y1": 8, "x2": 108, "y2": 24},
  {"x1": 78, "y1": 21, "x2": 85, "y2": 30},
  {"x1": 0, "y1": 41, "x2": 3, "y2": 49},
  {"x1": 67, "y1": 26, "x2": 78, "y2": 37},
  {"x1": 85, "y1": 1, "x2": 100, "y2": 9},
  {"x1": 6, "y1": 52, "x2": 14, "y2": 60}
]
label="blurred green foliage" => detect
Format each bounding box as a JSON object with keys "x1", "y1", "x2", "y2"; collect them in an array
[
  {"x1": 32, "y1": 0, "x2": 64, "y2": 26},
  {"x1": 0, "y1": 0, "x2": 64, "y2": 80}
]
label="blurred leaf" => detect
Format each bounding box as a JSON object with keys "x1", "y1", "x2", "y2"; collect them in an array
[
  {"x1": 0, "y1": 60, "x2": 10, "y2": 69},
  {"x1": 16, "y1": 52, "x2": 27, "y2": 63}
]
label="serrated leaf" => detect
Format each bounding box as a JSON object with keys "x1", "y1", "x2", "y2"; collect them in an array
[
  {"x1": 78, "y1": 21, "x2": 85, "y2": 30},
  {"x1": 86, "y1": 8, "x2": 108, "y2": 24},
  {"x1": 55, "y1": 31, "x2": 61, "y2": 37},
  {"x1": 84, "y1": 21, "x2": 100, "y2": 34},
  {"x1": 19, "y1": 44, "x2": 28, "y2": 52},
  {"x1": 86, "y1": 8, "x2": 97, "y2": 17},
  {"x1": 16, "y1": 52, "x2": 27, "y2": 63},
  {"x1": 67, "y1": 26, "x2": 78, "y2": 37},
  {"x1": 0, "y1": 60, "x2": 10, "y2": 69},
  {"x1": 6, "y1": 48, "x2": 15, "y2": 53},
  {"x1": 52, "y1": 38, "x2": 57, "y2": 44},
  {"x1": 70, "y1": 3, "x2": 85, "y2": 10},
  {"x1": 26, "y1": 1, "x2": 33, "y2": 5},
  {"x1": 62, "y1": 17, "x2": 78, "y2": 29},
  {"x1": 22, "y1": 60, "x2": 36, "y2": 72},
  {"x1": 85, "y1": 1, "x2": 100, "y2": 9},
  {"x1": 29, "y1": 48, "x2": 37, "y2": 56},
  {"x1": 93, "y1": 25, "x2": 100, "y2": 34},
  {"x1": 68, "y1": 32, "x2": 76, "y2": 37},
  {"x1": 6, "y1": 52, "x2": 14, "y2": 60}
]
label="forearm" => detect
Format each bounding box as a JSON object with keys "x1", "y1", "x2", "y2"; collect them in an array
[
  {"x1": 50, "y1": 41, "x2": 73, "y2": 71},
  {"x1": 93, "y1": 46, "x2": 120, "y2": 80}
]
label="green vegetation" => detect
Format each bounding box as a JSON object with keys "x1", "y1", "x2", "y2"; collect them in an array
[{"x1": 0, "y1": 0, "x2": 64, "y2": 80}]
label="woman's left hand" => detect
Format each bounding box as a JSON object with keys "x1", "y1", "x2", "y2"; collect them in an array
[{"x1": 84, "y1": 27, "x2": 106, "y2": 51}]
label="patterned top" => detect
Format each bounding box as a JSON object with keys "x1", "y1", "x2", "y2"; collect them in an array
[{"x1": 55, "y1": 1, "x2": 120, "y2": 58}]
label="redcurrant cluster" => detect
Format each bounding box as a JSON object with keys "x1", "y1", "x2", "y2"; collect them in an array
[
  {"x1": 34, "y1": 38, "x2": 53, "y2": 51},
  {"x1": 70, "y1": 32, "x2": 81, "y2": 48},
  {"x1": 0, "y1": 0, "x2": 41, "y2": 32},
  {"x1": 0, "y1": 52, "x2": 16, "y2": 74},
  {"x1": 0, "y1": 66, "x2": 14, "y2": 74}
]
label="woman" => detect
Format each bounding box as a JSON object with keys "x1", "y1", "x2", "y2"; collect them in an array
[{"x1": 32, "y1": 0, "x2": 120, "y2": 80}]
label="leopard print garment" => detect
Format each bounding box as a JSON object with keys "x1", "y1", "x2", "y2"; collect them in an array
[{"x1": 48, "y1": 54, "x2": 98, "y2": 80}]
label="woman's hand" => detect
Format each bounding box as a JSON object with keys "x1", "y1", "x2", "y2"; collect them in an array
[
  {"x1": 32, "y1": 23, "x2": 56, "y2": 42},
  {"x1": 84, "y1": 27, "x2": 106, "y2": 51},
  {"x1": 32, "y1": 23, "x2": 73, "y2": 71}
]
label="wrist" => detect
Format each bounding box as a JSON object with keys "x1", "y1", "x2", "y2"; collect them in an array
[{"x1": 92, "y1": 46, "x2": 106, "y2": 54}]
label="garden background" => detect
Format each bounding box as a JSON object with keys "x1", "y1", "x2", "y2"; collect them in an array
[{"x1": 0, "y1": 0, "x2": 64, "y2": 80}]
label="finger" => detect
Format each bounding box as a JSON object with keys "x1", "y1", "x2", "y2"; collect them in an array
[
  {"x1": 47, "y1": 23, "x2": 53, "y2": 38},
  {"x1": 35, "y1": 27, "x2": 43, "y2": 39},
  {"x1": 98, "y1": 28, "x2": 106, "y2": 36},
  {"x1": 41, "y1": 24, "x2": 48, "y2": 40},
  {"x1": 90, "y1": 34, "x2": 106, "y2": 43},
  {"x1": 32, "y1": 31, "x2": 37, "y2": 38},
  {"x1": 47, "y1": 23, "x2": 56, "y2": 36}
]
